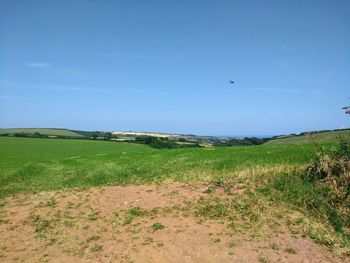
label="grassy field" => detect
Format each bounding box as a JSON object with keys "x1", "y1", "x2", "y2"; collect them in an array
[
  {"x1": 266, "y1": 130, "x2": 350, "y2": 145},
  {"x1": 1, "y1": 136, "x2": 349, "y2": 260},
  {"x1": 0, "y1": 128, "x2": 83, "y2": 137},
  {"x1": 0, "y1": 137, "x2": 317, "y2": 197}
]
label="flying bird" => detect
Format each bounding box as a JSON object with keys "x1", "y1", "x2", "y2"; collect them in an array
[
  {"x1": 343, "y1": 97, "x2": 350, "y2": 114},
  {"x1": 229, "y1": 80, "x2": 235, "y2": 84}
]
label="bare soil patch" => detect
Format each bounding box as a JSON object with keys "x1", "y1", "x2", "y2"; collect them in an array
[{"x1": 0, "y1": 183, "x2": 348, "y2": 262}]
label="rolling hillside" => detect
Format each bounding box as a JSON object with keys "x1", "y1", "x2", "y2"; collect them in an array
[
  {"x1": 0, "y1": 128, "x2": 83, "y2": 137},
  {"x1": 265, "y1": 129, "x2": 350, "y2": 145},
  {"x1": 0, "y1": 136, "x2": 314, "y2": 196}
]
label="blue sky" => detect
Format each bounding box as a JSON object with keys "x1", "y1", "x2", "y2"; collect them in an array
[{"x1": 0, "y1": 0, "x2": 349, "y2": 135}]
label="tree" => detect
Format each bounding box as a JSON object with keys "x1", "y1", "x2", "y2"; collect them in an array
[
  {"x1": 91, "y1": 132, "x2": 98, "y2": 140},
  {"x1": 33, "y1": 132, "x2": 41, "y2": 138},
  {"x1": 104, "y1": 132, "x2": 112, "y2": 140}
]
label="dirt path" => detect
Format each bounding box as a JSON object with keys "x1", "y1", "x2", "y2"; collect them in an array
[{"x1": 0, "y1": 183, "x2": 348, "y2": 262}]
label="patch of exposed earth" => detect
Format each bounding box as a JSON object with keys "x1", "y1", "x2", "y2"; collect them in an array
[{"x1": 0, "y1": 183, "x2": 348, "y2": 263}]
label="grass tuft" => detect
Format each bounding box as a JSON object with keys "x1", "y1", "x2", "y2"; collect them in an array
[
  {"x1": 151, "y1": 222, "x2": 165, "y2": 231},
  {"x1": 284, "y1": 247, "x2": 297, "y2": 254},
  {"x1": 124, "y1": 207, "x2": 147, "y2": 225}
]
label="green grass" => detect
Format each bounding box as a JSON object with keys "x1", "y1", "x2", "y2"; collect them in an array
[
  {"x1": 259, "y1": 172, "x2": 350, "y2": 245},
  {"x1": 124, "y1": 207, "x2": 147, "y2": 225},
  {"x1": 266, "y1": 130, "x2": 350, "y2": 145},
  {"x1": 1, "y1": 136, "x2": 348, "y2": 253},
  {"x1": 0, "y1": 128, "x2": 83, "y2": 137},
  {"x1": 151, "y1": 222, "x2": 165, "y2": 231},
  {"x1": 0, "y1": 137, "x2": 317, "y2": 197}
]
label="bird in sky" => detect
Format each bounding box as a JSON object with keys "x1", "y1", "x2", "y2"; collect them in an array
[
  {"x1": 343, "y1": 98, "x2": 350, "y2": 114},
  {"x1": 229, "y1": 80, "x2": 235, "y2": 84}
]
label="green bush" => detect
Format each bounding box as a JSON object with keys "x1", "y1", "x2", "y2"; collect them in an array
[
  {"x1": 132, "y1": 136, "x2": 201, "y2": 149},
  {"x1": 260, "y1": 137, "x2": 350, "y2": 238},
  {"x1": 214, "y1": 137, "x2": 270, "y2": 147},
  {"x1": 260, "y1": 173, "x2": 345, "y2": 233},
  {"x1": 305, "y1": 137, "x2": 350, "y2": 210}
]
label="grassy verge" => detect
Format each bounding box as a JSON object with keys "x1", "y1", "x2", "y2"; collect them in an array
[
  {"x1": 177, "y1": 172, "x2": 350, "y2": 254},
  {"x1": 259, "y1": 173, "x2": 349, "y2": 246}
]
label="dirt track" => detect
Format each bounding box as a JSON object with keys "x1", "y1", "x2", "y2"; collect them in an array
[{"x1": 0, "y1": 183, "x2": 348, "y2": 262}]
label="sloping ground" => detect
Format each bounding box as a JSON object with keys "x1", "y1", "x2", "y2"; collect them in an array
[
  {"x1": 0, "y1": 183, "x2": 348, "y2": 263},
  {"x1": 266, "y1": 130, "x2": 350, "y2": 145},
  {"x1": 0, "y1": 128, "x2": 83, "y2": 137}
]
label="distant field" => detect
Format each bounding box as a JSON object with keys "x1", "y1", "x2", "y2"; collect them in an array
[
  {"x1": 0, "y1": 128, "x2": 83, "y2": 137},
  {"x1": 112, "y1": 131, "x2": 179, "y2": 138},
  {"x1": 266, "y1": 130, "x2": 350, "y2": 145},
  {"x1": 0, "y1": 137, "x2": 317, "y2": 197}
]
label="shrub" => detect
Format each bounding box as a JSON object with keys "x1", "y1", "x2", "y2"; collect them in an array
[
  {"x1": 132, "y1": 136, "x2": 201, "y2": 149},
  {"x1": 305, "y1": 137, "x2": 350, "y2": 206},
  {"x1": 302, "y1": 136, "x2": 350, "y2": 234},
  {"x1": 214, "y1": 137, "x2": 270, "y2": 147},
  {"x1": 259, "y1": 136, "x2": 350, "y2": 239}
]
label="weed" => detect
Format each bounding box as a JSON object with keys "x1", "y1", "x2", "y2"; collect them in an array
[
  {"x1": 204, "y1": 187, "x2": 214, "y2": 194},
  {"x1": 90, "y1": 244, "x2": 103, "y2": 252},
  {"x1": 216, "y1": 178, "x2": 225, "y2": 187},
  {"x1": 0, "y1": 219, "x2": 9, "y2": 224},
  {"x1": 150, "y1": 208, "x2": 158, "y2": 215},
  {"x1": 46, "y1": 197, "x2": 57, "y2": 208},
  {"x1": 258, "y1": 256, "x2": 269, "y2": 263},
  {"x1": 212, "y1": 238, "x2": 221, "y2": 243},
  {"x1": 224, "y1": 186, "x2": 232, "y2": 193},
  {"x1": 270, "y1": 243, "x2": 279, "y2": 250},
  {"x1": 54, "y1": 210, "x2": 62, "y2": 221},
  {"x1": 143, "y1": 236, "x2": 153, "y2": 245},
  {"x1": 152, "y1": 222, "x2": 165, "y2": 232},
  {"x1": 66, "y1": 201, "x2": 73, "y2": 209},
  {"x1": 87, "y1": 211, "x2": 99, "y2": 221},
  {"x1": 295, "y1": 217, "x2": 303, "y2": 224},
  {"x1": 30, "y1": 215, "x2": 50, "y2": 233},
  {"x1": 124, "y1": 207, "x2": 147, "y2": 225},
  {"x1": 168, "y1": 190, "x2": 179, "y2": 196},
  {"x1": 0, "y1": 200, "x2": 5, "y2": 208},
  {"x1": 195, "y1": 197, "x2": 229, "y2": 219},
  {"x1": 47, "y1": 238, "x2": 57, "y2": 245},
  {"x1": 228, "y1": 240, "x2": 240, "y2": 248},
  {"x1": 64, "y1": 219, "x2": 74, "y2": 228},
  {"x1": 87, "y1": 235, "x2": 100, "y2": 242},
  {"x1": 284, "y1": 247, "x2": 297, "y2": 254}
]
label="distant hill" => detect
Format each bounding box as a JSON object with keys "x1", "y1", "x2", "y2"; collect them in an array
[
  {"x1": 265, "y1": 129, "x2": 350, "y2": 145},
  {"x1": 2, "y1": 128, "x2": 350, "y2": 146},
  {"x1": 0, "y1": 128, "x2": 83, "y2": 137},
  {"x1": 112, "y1": 131, "x2": 180, "y2": 138}
]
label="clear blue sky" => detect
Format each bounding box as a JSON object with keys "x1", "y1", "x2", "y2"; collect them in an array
[{"x1": 1, "y1": 0, "x2": 349, "y2": 135}]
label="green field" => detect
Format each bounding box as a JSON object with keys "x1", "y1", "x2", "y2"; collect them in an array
[
  {"x1": 266, "y1": 130, "x2": 350, "y2": 145},
  {"x1": 1, "y1": 136, "x2": 349, "y2": 255},
  {"x1": 0, "y1": 128, "x2": 83, "y2": 137},
  {"x1": 0, "y1": 137, "x2": 317, "y2": 197}
]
